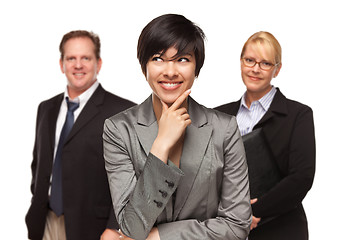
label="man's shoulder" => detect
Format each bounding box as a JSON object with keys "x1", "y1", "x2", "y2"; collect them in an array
[
  {"x1": 97, "y1": 88, "x2": 136, "y2": 118},
  {"x1": 104, "y1": 90, "x2": 135, "y2": 105},
  {"x1": 103, "y1": 90, "x2": 136, "y2": 109},
  {"x1": 38, "y1": 93, "x2": 64, "y2": 108}
]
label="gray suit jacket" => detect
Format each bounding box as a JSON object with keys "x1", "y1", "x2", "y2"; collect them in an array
[{"x1": 103, "y1": 96, "x2": 252, "y2": 240}]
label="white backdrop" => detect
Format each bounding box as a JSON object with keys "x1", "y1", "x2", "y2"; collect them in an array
[{"x1": 0, "y1": 0, "x2": 340, "y2": 238}]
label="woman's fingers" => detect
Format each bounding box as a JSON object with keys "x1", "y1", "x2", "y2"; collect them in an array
[{"x1": 169, "y1": 89, "x2": 191, "y2": 111}]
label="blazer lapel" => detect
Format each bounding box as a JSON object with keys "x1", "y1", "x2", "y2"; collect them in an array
[
  {"x1": 133, "y1": 96, "x2": 213, "y2": 220},
  {"x1": 254, "y1": 88, "x2": 288, "y2": 128},
  {"x1": 173, "y1": 97, "x2": 213, "y2": 220},
  {"x1": 133, "y1": 96, "x2": 158, "y2": 156},
  {"x1": 48, "y1": 94, "x2": 64, "y2": 154},
  {"x1": 64, "y1": 85, "x2": 104, "y2": 144}
]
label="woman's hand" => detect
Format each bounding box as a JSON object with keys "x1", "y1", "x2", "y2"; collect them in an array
[
  {"x1": 146, "y1": 227, "x2": 161, "y2": 240},
  {"x1": 151, "y1": 90, "x2": 191, "y2": 163},
  {"x1": 250, "y1": 198, "x2": 261, "y2": 230},
  {"x1": 115, "y1": 229, "x2": 134, "y2": 240},
  {"x1": 99, "y1": 228, "x2": 122, "y2": 240},
  {"x1": 114, "y1": 228, "x2": 159, "y2": 240}
]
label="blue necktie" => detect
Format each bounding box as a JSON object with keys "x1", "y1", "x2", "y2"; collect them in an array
[{"x1": 50, "y1": 97, "x2": 79, "y2": 216}]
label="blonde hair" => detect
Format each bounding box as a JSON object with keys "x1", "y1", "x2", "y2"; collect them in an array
[{"x1": 241, "y1": 31, "x2": 282, "y2": 64}]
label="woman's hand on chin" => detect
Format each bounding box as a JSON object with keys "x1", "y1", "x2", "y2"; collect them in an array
[{"x1": 151, "y1": 89, "x2": 191, "y2": 163}]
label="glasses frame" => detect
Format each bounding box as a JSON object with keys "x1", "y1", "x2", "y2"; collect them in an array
[{"x1": 241, "y1": 58, "x2": 279, "y2": 71}]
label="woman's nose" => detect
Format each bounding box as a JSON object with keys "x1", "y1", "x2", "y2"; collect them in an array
[
  {"x1": 163, "y1": 61, "x2": 178, "y2": 79},
  {"x1": 252, "y1": 63, "x2": 261, "y2": 72}
]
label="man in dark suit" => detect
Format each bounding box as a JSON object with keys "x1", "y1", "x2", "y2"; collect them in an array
[{"x1": 25, "y1": 30, "x2": 135, "y2": 240}]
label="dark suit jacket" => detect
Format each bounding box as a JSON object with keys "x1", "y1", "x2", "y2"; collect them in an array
[
  {"x1": 215, "y1": 89, "x2": 315, "y2": 240},
  {"x1": 103, "y1": 96, "x2": 252, "y2": 240},
  {"x1": 25, "y1": 84, "x2": 135, "y2": 240}
]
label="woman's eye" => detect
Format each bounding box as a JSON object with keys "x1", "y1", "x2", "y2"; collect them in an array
[
  {"x1": 245, "y1": 58, "x2": 254, "y2": 63},
  {"x1": 261, "y1": 61, "x2": 272, "y2": 66},
  {"x1": 178, "y1": 57, "x2": 190, "y2": 62},
  {"x1": 152, "y1": 56, "x2": 163, "y2": 62}
]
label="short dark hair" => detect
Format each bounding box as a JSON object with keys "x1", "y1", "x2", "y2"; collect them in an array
[
  {"x1": 59, "y1": 30, "x2": 101, "y2": 60},
  {"x1": 137, "y1": 14, "x2": 206, "y2": 77}
]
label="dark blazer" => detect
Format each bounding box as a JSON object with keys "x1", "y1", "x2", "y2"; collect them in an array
[
  {"x1": 103, "y1": 96, "x2": 252, "y2": 240},
  {"x1": 25, "y1": 84, "x2": 135, "y2": 240},
  {"x1": 215, "y1": 88, "x2": 315, "y2": 240}
]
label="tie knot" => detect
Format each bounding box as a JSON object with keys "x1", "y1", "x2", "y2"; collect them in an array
[{"x1": 66, "y1": 97, "x2": 79, "y2": 112}]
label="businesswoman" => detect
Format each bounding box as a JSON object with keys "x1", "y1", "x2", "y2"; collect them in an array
[
  {"x1": 103, "y1": 14, "x2": 251, "y2": 240},
  {"x1": 215, "y1": 31, "x2": 316, "y2": 240}
]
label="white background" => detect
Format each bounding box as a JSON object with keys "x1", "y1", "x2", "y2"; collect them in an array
[{"x1": 0, "y1": 0, "x2": 340, "y2": 238}]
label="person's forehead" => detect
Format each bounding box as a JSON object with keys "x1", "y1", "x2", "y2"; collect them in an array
[
  {"x1": 246, "y1": 42, "x2": 275, "y2": 61},
  {"x1": 63, "y1": 38, "x2": 95, "y2": 54}
]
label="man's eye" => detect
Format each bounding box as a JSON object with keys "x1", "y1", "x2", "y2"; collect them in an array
[
  {"x1": 245, "y1": 58, "x2": 254, "y2": 63},
  {"x1": 82, "y1": 57, "x2": 90, "y2": 61},
  {"x1": 67, "y1": 57, "x2": 75, "y2": 61}
]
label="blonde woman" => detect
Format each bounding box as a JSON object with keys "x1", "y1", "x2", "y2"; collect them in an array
[{"x1": 215, "y1": 31, "x2": 315, "y2": 240}]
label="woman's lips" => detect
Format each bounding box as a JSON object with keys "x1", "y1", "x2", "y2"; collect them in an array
[
  {"x1": 159, "y1": 81, "x2": 182, "y2": 90},
  {"x1": 248, "y1": 75, "x2": 262, "y2": 81}
]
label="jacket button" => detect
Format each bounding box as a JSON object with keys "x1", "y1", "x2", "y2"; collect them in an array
[
  {"x1": 165, "y1": 180, "x2": 174, "y2": 188},
  {"x1": 154, "y1": 200, "x2": 163, "y2": 208},
  {"x1": 159, "y1": 190, "x2": 168, "y2": 198}
]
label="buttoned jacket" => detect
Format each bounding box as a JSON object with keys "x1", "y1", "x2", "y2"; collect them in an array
[{"x1": 103, "y1": 96, "x2": 252, "y2": 240}]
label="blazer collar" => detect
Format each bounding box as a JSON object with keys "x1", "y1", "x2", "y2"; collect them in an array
[
  {"x1": 134, "y1": 95, "x2": 213, "y2": 220},
  {"x1": 65, "y1": 84, "x2": 106, "y2": 144},
  {"x1": 134, "y1": 95, "x2": 211, "y2": 154},
  {"x1": 255, "y1": 88, "x2": 288, "y2": 127},
  {"x1": 48, "y1": 93, "x2": 65, "y2": 151},
  {"x1": 136, "y1": 95, "x2": 209, "y2": 126}
]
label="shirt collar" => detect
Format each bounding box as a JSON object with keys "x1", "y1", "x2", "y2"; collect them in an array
[
  {"x1": 64, "y1": 81, "x2": 99, "y2": 106},
  {"x1": 240, "y1": 86, "x2": 277, "y2": 111}
]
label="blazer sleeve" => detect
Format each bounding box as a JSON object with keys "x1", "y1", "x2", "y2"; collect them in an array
[
  {"x1": 252, "y1": 105, "x2": 316, "y2": 218},
  {"x1": 103, "y1": 119, "x2": 184, "y2": 240},
  {"x1": 157, "y1": 116, "x2": 252, "y2": 240},
  {"x1": 29, "y1": 103, "x2": 43, "y2": 196}
]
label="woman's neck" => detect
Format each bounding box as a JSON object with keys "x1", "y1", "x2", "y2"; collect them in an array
[{"x1": 245, "y1": 86, "x2": 272, "y2": 108}]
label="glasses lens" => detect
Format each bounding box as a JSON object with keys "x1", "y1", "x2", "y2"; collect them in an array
[
  {"x1": 260, "y1": 62, "x2": 273, "y2": 70},
  {"x1": 243, "y1": 58, "x2": 255, "y2": 67}
]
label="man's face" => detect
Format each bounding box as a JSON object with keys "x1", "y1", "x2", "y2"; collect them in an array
[{"x1": 60, "y1": 37, "x2": 102, "y2": 99}]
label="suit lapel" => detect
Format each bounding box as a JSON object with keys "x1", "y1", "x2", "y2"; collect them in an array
[
  {"x1": 173, "y1": 97, "x2": 213, "y2": 220},
  {"x1": 254, "y1": 89, "x2": 288, "y2": 129},
  {"x1": 48, "y1": 94, "x2": 64, "y2": 154},
  {"x1": 64, "y1": 85, "x2": 104, "y2": 144},
  {"x1": 133, "y1": 96, "x2": 158, "y2": 156},
  {"x1": 132, "y1": 96, "x2": 213, "y2": 220}
]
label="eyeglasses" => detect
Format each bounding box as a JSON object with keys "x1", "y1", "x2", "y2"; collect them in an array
[{"x1": 241, "y1": 58, "x2": 279, "y2": 71}]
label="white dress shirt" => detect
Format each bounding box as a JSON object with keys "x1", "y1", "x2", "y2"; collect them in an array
[{"x1": 237, "y1": 86, "x2": 277, "y2": 136}]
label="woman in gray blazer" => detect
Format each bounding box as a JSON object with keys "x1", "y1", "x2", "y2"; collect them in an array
[{"x1": 103, "y1": 14, "x2": 252, "y2": 240}]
